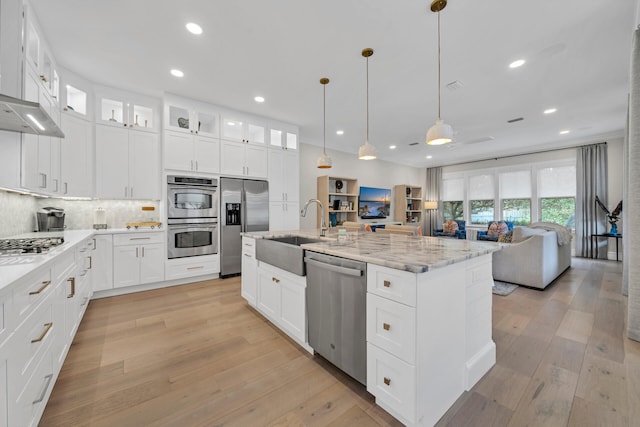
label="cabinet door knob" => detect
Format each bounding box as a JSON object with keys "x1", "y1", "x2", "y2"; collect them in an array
[
  {"x1": 383, "y1": 323, "x2": 390, "y2": 331},
  {"x1": 383, "y1": 280, "x2": 391, "y2": 288},
  {"x1": 272, "y1": 277, "x2": 280, "y2": 283},
  {"x1": 383, "y1": 377, "x2": 391, "y2": 386}
]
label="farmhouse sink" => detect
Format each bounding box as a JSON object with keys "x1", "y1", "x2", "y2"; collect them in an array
[{"x1": 255, "y1": 236, "x2": 324, "y2": 276}]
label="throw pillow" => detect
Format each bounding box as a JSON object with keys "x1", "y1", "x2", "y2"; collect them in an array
[
  {"x1": 498, "y1": 230, "x2": 513, "y2": 243},
  {"x1": 443, "y1": 220, "x2": 459, "y2": 234},
  {"x1": 512, "y1": 226, "x2": 546, "y2": 243},
  {"x1": 488, "y1": 221, "x2": 509, "y2": 236}
]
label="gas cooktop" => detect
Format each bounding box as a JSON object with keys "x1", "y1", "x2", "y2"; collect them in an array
[{"x1": 0, "y1": 236, "x2": 65, "y2": 256}]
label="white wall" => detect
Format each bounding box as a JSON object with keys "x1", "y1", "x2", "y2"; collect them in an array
[{"x1": 298, "y1": 143, "x2": 426, "y2": 230}]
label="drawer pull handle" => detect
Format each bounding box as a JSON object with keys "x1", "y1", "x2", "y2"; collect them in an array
[
  {"x1": 29, "y1": 280, "x2": 51, "y2": 295},
  {"x1": 88, "y1": 255, "x2": 92, "y2": 269},
  {"x1": 187, "y1": 266, "x2": 204, "y2": 270},
  {"x1": 130, "y1": 237, "x2": 151, "y2": 240},
  {"x1": 67, "y1": 277, "x2": 76, "y2": 298},
  {"x1": 33, "y1": 373, "x2": 54, "y2": 404},
  {"x1": 244, "y1": 253, "x2": 252, "y2": 257},
  {"x1": 272, "y1": 277, "x2": 280, "y2": 283},
  {"x1": 383, "y1": 323, "x2": 391, "y2": 331},
  {"x1": 31, "y1": 322, "x2": 53, "y2": 343},
  {"x1": 244, "y1": 243, "x2": 253, "y2": 247},
  {"x1": 383, "y1": 280, "x2": 391, "y2": 288},
  {"x1": 383, "y1": 377, "x2": 391, "y2": 386}
]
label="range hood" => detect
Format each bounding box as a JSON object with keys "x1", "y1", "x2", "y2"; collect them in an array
[{"x1": 0, "y1": 93, "x2": 65, "y2": 138}]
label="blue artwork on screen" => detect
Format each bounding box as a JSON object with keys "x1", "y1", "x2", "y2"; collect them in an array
[{"x1": 358, "y1": 186, "x2": 391, "y2": 219}]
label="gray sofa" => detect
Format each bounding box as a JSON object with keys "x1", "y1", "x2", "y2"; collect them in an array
[{"x1": 492, "y1": 227, "x2": 571, "y2": 289}]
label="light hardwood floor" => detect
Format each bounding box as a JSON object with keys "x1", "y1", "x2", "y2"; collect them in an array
[{"x1": 40, "y1": 257, "x2": 639, "y2": 427}]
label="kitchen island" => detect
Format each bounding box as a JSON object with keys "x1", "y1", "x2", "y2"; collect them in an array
[{"x1": 241, "y1": 230, "x2": 500, "y2": 427}]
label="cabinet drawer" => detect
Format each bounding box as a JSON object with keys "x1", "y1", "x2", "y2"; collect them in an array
[
  {"x1": 367, "y1": 343, "x2": 416, "y2": 424},
  {"x1": 11, "y1": 302, "x2": 55, "y2": 396},
  {"x1": 13, "y1": 268, "x2": 52, "y2": 328},
  {"x1": 0, "y1": 292, "x2": 11, "y2": 347},
  {"x1": 113, "y1": 232, "x2": 163, "y2": 246},
  {"x1": 367, "y1": 264, "x2": 416, "y2": 307},
  {"x1": 12, "y1": 349, "x2": 54, "y2": 427},
  {"x1": 52, "y1": 250, "x2": 75, "y2": 284},
  {"x1": 366, "y1": 293, "x2": 416, "y2": 364},
  {"x1": 165, "y1": 254, "x2": 220, "y2": 281},
  {"x1": 242, "y1": 237, "x2": 256, "y2": 256}
]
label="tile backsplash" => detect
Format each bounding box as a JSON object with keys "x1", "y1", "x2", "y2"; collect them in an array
[
  {"x1": 0, "y1": 190, "x2": 39, "y2": 237},
  {"x1": 0, "y1": 189, "x2": 161, "y2": 237}
]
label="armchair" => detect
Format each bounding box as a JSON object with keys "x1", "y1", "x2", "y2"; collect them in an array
[
  {"x1": 477, "y1": 220, "x2": 514, "y2": 242},
  {"x1": 434, "y1": 220, "x2": 466, "y2": 239}
]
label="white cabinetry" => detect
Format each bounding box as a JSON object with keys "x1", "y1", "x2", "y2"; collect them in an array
[
  {"x1": 365, "y1": 257, "x2": 495, "y2": 427},
  {"x1": 256, "y1": 262, "x2": 306, "y2": 345},
  {"x1": 240, "y1": 237, "x2": 257, "y2": 306},
  {"x1": 164, "y1": 97, "x2": 219, "y2": 138},
  {"x1": 96, "y1": 89, "x2": 158, "y2": 132},
  {"x1": 95, "y1": 124, "x2": 160, "y2": 200},
  {"x1": 164, "y1": 254, "x2": 220, "y2": 281},
  {"x1": 164, "y1": 130, "x2": 220, "y2": 174},
  {"x1": 220, "y1": 140, "x2": 268, "y2": 178},
  {"x1": 59, "y1": 112, "x2": 93, "y2": 197},
  {"x1": 268, "y1": 123, "x2": 298, "y2": 151},
  {"x1": 113, "y1": 233, "x2": 164, "y2": 288},
  {"x1": 221, "y1": 114, "x2": 266, "y2": 144},
  {"x1": 268, "y1": 148, "x2": 299, "y2": 231},
  {"x1": 92, "y1": 235, "x2": 113, "y2": 292},
  {"x1": 21, "y1": 67, "x2": 61, "y2": 195}
]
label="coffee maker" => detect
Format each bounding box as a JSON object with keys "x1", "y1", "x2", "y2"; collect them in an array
[{"x1": 37, "y1": 207, "x2": 65, "y2": 232}]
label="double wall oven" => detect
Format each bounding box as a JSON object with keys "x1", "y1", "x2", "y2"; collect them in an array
[{"x1": 167, "y1": 175, "x2": 218, "y2": 259}]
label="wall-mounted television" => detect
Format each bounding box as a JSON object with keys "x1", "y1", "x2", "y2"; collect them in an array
[{"x1": 358, "y1": 186, "x2": 391, "y2": 219}]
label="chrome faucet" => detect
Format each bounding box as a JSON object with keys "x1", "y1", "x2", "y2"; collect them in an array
[{"x1": 301, "y1": 198, "x2": 327, "y2": 236}]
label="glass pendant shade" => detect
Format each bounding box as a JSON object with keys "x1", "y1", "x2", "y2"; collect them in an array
[
  {"x1": 317, "y1": 152, "x2": 332, "y2": 168},
  {"x1": 426, "y1": 118, "x2": 453, "y2": 145},
  {"x1": 358, "y1": 140, "x2": 377, "y2": 160}
]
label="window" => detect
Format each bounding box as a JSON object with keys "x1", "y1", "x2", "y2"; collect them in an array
[
  {"x1": 442, "y1": 178, "x2": 464, "y2": 221},
  {"x1": 538, "y1": 165, "x2": 576, "y2": 229},
  {"x1": 502, "y1": 198, "x2": 531, "y2": 225},
  {"x1": 469, "y1": 174, "x2": 494, "y2": 224},
  {"x1": 499, "y1": 170, "x2": 531, "y2": 225}
]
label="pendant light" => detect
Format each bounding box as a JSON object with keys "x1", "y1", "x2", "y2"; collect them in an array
[
  {"x1": 358, "y1": 48, "x2": 377, "y2": 160},
  {"x1": 317, "y1": 78, "x2": 333, "y2": 169},
  {"x1": 426, "y1": 0, "x2": 453, "y2": 145}
]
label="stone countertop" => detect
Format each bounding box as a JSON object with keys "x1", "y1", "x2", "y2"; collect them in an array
[
  {"x1": 243, "y1": 230, "x2": 500, "y2": 274},
  {"x1": 0, "y1": 229, "x2": 95, "y2": 293}
]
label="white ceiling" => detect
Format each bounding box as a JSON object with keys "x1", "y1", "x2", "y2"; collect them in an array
[{"x1": 30, "y1": 0, "x2": 639, "y2": 168}]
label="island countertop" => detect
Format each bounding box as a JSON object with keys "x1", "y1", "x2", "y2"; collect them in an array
[{"x1": 243, "y1": 230, "x2": 500, "y2": 274}]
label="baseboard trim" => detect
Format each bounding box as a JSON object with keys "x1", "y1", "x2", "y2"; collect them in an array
[
  {"x1": 92, "y1": 273, "x2": 221, "y2": 299},
  {"x1": 465, "y1": 340, "x2": 496, "y2": 390}
]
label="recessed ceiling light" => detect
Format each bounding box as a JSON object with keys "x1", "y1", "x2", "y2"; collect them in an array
[
  {"x1": 254, "y1": 96, "x2": 265, "y2": 103},
  {"x1": 426, "y1": 155, "x2": 433, "y2": 159},
  {"x1": 509, "y1": 59, "x2": 526, "y2": 69},
  {"x1": 170, "y1": 69, "x2": 184, "y2": 78},
  {"x1": 186, "y1": 23, "x2": 203, "y2": 35},
  {"x1": 559, "y1": 130, "x2": 570, "y2": 135},
  {"x1": 336, "y1": 130, "x2": 344, "y2": 135},
  {"x1": 389, "y1": 145, "x2": 397, "y2": 150},
  {"x1": 544, "y1": 108, "x2": 557, "y2": 114}
]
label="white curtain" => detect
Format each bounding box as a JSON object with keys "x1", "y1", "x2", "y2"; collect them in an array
[
  {"x1": 626, "y1": 27, "x2": 640, "y2": 341},
  {"x1": 575, "y1": 143, "x2": 608, "y2": 258},
  {"x1": 425, "y1": 167, "x2": 442, "y2": 236}
]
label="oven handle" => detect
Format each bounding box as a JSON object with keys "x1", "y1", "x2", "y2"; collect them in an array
[{"x1": 168, "y1": 224, "x2": 218, "y2": 231}]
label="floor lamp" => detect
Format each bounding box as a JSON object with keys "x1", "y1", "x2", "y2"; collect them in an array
[{"x1": 424, "y1": 201, "x2": 438, "y2": 236}]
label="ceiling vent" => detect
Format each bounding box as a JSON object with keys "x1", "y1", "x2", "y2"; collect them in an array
[
  {"x1": 408, "y1": 142, "x2": 419, "y2": 146},
  {"x1": 507, "y1": 117, "x2": 524, "y2": 123},
  {"x1": 446, "y1": 80, "x2": 464, "y2": 91},
  {"x1": 461, "y1": 136, "x2": 495, "y2": 144}
]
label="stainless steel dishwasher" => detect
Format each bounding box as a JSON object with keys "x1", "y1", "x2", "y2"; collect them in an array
[{"x1": 304, "y1": 251, "x2": 367, "y2": 385}]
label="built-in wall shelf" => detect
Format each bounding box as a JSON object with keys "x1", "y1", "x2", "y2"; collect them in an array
[
  {"x1": 317, "y1": 176, "x2": 359, "y2": 227},
  {"x1": 394, "y1": 184, "x2": 423, "y2": 225}
]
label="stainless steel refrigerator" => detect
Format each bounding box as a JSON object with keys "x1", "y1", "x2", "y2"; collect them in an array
[{"x1": 220, "y1": 178, "x2": 269, "y2": 276}]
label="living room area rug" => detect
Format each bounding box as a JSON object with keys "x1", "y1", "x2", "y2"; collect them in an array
[{"x1": 492, "y1": 280, "x2": 518, "y2": 296}]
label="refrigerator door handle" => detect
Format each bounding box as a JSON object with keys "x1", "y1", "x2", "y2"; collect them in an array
[{"x1": 241, "y1": 188, "x2": 247, "y2": 233}]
